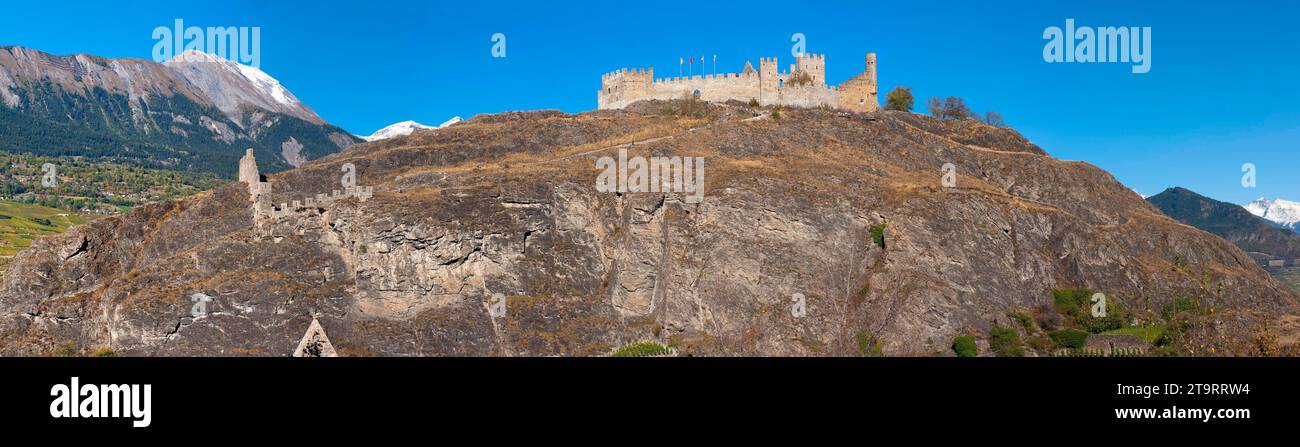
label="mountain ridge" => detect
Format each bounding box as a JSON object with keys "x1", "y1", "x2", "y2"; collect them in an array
[
  {"x1": 0, "y1": 45, "x2": 358, "y2": 176},
  {"x1": 1147, "y1": 187, "x2": 1300, "y2": 260}
]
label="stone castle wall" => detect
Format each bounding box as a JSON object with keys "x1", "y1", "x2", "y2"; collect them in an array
[
  {"x1": 238, "y1": 149, "x2": 373, "y2": 236},
  {"x1": 598, "y1": 53, "x2": 878, "y2": 112}
]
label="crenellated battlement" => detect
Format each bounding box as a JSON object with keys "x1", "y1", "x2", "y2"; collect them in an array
[
  {"x1": 599, "y1": 52, "x2": 879, "y2": 112},
  {"x1": 602, "y1": 67, "x2": 655, "y2": 81},
  {"x1": 240, "y1": 149, "x2": 376, "y2": 236}
]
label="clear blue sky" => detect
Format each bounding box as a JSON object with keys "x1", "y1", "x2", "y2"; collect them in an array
[{"x1": 1, "y1": 0, "x2": 1296, "y2": 204}]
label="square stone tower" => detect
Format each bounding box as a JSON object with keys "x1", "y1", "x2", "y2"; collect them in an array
[
  {"x1": 238, "y1": 148, "x2": 259, "y2": 185},
  {"x1": 839, "y1": 53, "x2": 880, "y2": 113},
  {"x1": 795, "y1": 53, "x2": 826, "y2": 86},
  {"x1": 758, "y1": 57, "x2": 780, "y2": 102}
]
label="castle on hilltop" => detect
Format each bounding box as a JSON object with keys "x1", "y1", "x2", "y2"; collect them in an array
[{"x1": 598, "y1": 53, "x2": 879, "y2": 112}]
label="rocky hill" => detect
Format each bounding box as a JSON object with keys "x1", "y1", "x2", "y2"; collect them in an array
[{"x1": 1, "y1": 101, "x2": 1296, "y2": 356}]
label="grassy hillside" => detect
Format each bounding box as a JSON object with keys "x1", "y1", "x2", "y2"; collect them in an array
[
  {"x1": 1273, "y1": 267, "x2": 1300, "y2": 291},
  {"x1": 1, "y1": 153, "x2": 225, "y2": 214},
  {"x1": 1, "y1": 154, "x2": 225, "y2": 274},
  {"x1": 0, "y1": 201, "x2": 95, "y2": 273}
]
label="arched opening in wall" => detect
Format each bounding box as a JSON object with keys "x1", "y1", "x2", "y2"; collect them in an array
[
  {"x1": 692, "y1": 89, "x2": 701, "y2": 99},
  {"x1": 778, "y1": 79, "x2": 784, "y2": 89}
]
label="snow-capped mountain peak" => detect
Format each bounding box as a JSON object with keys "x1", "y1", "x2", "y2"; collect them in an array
[
  {"x1": 1245, "y1": 197, "x2": 1300, "y2": 230},
  {"x1": 361, "y1": 116, "x2": 463, "y2": 141},
  {"x1": 164, "y1": 50, "x2": 324, "y2": 125}
]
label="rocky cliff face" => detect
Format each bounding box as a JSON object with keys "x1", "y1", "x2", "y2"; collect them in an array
[{"x1": 1, "y1": 102, "x2": 1296, "y2": 356}]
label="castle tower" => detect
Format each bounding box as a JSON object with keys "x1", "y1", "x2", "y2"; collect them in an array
[
  {"x1": 239, "y1": 148, "x2": 271, "y2": 204},
  {"x1": 597, "y1": 68, "x2": 655, "y2": 109},
  {"x1": 839, "y1": 53, "x2": 880, "y2": 113},
  {"x1": 238, "y1": 149, "x2": 259, "y2": 185},
  {"x1": 864, "y1": 53, "x2": 877, "y2": 89},
  {"x1": 758, "y1": 57, "x2": 779, "y2": 103},
  {"x1": 795, "y1": 53, "x2": 827, "y2": 86}
]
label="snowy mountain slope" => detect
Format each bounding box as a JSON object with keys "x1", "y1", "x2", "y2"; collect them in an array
[
  {"x1": 1246, "y1": 198, "x2": 1300, "y2": 230},
  {"x1": 361, "y1": 116, "x2": 463, "y2": 141},
  {"x1": 164, "y1": 50, "x2": 325, "y2": 125}
]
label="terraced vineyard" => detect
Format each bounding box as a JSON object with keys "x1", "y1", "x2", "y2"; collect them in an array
[
  {"x1": 1275, "y1": 267, "x2": 1300, "y2": 291},
  {"x1": 0, "y1": 201, "x2": 95, "y2": 273}
]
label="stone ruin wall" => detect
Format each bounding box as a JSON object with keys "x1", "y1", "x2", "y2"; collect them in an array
[
  {"x1": 598, "y1": 69, "x2": 764, "y2": 109},
  {"x1": 769, "y1": 83, "x2": 841, "y2": 109},
  {"x1": 237, "y1": 149, "x2": 373, "y2": 236}
]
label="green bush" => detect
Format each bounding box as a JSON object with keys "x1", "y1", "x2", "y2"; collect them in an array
[
  {"x1": 856, "y1": 330, "x2": 884, "y2": 357},
  {"x1": 1026, "y1": 335, "x2": 1055, "y2": 352},
  {"x1": 1163, "y1": 297, "x2": 1200, "y2": 319},
  {"x1": 1052, "y1": 288, "x2": 1090, "y2": 315},
  {"x1": 1103, "y1": 324, "x2": 1166, "y2": 345},
  {"x1": 952, "y1": 336, "x2": 977, "y2": 357},
  {"x1": 869, "y1": 223, "x2": 887, "y2": 249},
  {"x1": 1052, "y1": 288, "x2": 1128, "y2": 333},
  {"x1": 1008, "y1": 312, "x2": 1035, "y2": 333},
  {"x1": 1048, "y1": 328, "x2": 1089, "y2": 349},
  {"x1": 989, "y1": 325, "x2": 1023, "y2": 357}
]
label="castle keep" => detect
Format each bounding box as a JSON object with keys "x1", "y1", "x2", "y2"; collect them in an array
[{"x1": 598, "y1": 53, "x2": 879, "y2": 112}]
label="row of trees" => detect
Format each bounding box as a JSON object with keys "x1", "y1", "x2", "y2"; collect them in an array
[{"x1": 882, "y1": 86, "x2": 1006, "y2": 128}]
